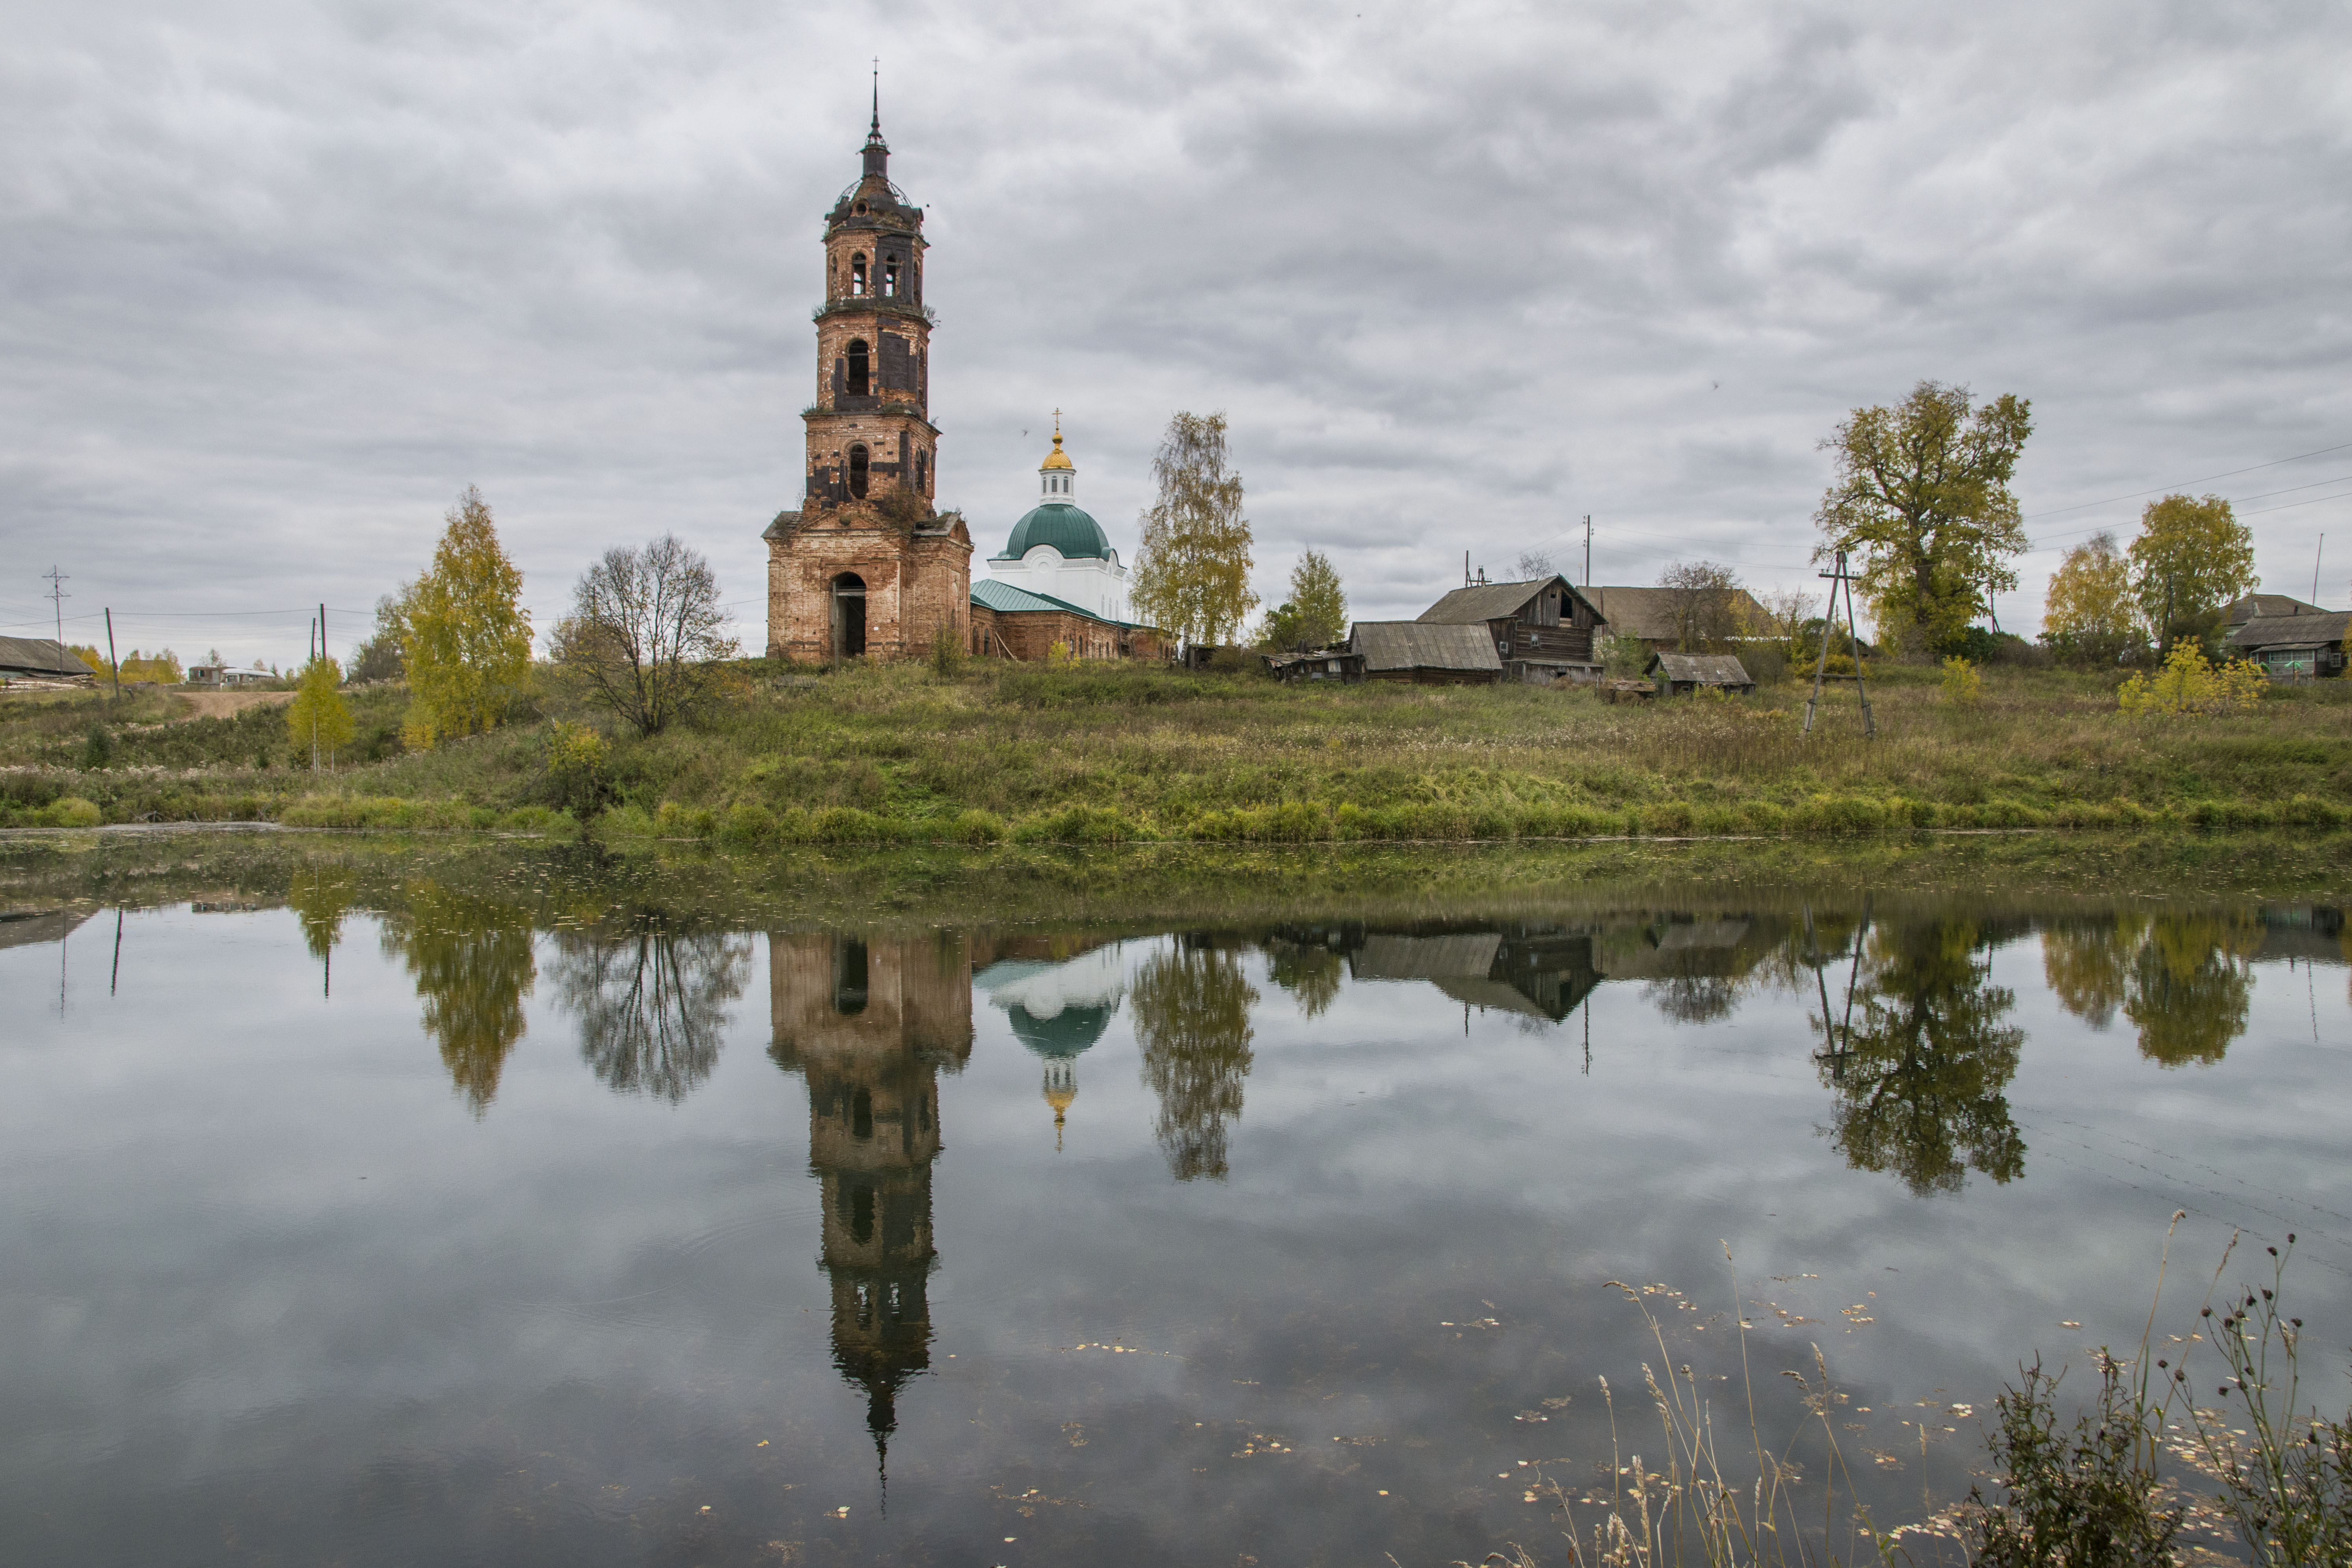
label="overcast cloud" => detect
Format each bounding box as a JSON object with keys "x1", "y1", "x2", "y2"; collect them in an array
[{"x1": 3, "y1": 0, "x2": 2348, "y2": 664}]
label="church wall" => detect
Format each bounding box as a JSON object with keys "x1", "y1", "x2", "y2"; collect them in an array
[{"x1": 766, "y1": 515, "x2": 970, "y2": 661}]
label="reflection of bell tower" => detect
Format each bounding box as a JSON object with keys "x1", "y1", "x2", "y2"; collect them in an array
[{"x1": 769, "y1": 931, "x2": 974, "y2": 1479}]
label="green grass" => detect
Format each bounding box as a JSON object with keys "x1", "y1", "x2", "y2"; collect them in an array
[{"x1": 7, "y1": 658, "x2": 2352, "y2": 844}]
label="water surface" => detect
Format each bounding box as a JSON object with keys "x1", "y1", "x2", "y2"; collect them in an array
[{"x1": 4, "y1": 861, "x2": 2349, "y2": 1564}]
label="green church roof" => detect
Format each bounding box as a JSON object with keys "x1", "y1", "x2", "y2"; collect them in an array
[
  {"x1": 1007, "y1": 1003, "x2": 1115, "y2": 1058},
  {"x1": 995, "y1": 502, "x2": 1111, "y2": 562}
]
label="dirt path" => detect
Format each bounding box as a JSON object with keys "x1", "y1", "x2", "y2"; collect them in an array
[{"x1": 174, "y1": 690, "x2": 294, "y2": 721}]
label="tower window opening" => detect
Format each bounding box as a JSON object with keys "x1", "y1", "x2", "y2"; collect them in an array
[
  {"x1": 850, "y1": 253, "x2": 867, "y2": 294},
  {"x1": 847, "y1": 444, "x2": 870, "y2": 499},
  {"x1": 882, "y1": 256, "x2": 899, "y2": 296},
  {"x1": 833, "y1": 935, "x2": 869, "y2": 1010},
  {"x1": 851, "y1": 1087, "x2": 874, "y2": 1141},
  {"x1": 845, "y1": 339, "x2": 870, "y2": 398},
  {"x1": 915, "y1": 451, "x2": 927, "y2": 494}
]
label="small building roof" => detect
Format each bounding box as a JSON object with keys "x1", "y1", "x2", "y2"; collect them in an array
[
  {"x1": 1416, "y1": 575, "x2": 1600, "y2": 626},
  {"x1": 1646, "y1": 652, "x2": 1754, "y2": 686},
  {"x1": 1348, "y1": 621, "x2": 1504, "y2": 674},
  {"x1": 1586, "y1": 585, "x2": 1772, "y2": 642},
  {"x1": 2227, "y1": 610, "x2": 2352, "y2": 651},
  {"x1": 0, "y1": 636, "x2": 95, "y2": 679},
  {"x1": 972, "y1": 577, "x2": 1148, "y2": 628},
  {"x1": 2224, "y1": 593, "x2": 2326, "y2": 626}
]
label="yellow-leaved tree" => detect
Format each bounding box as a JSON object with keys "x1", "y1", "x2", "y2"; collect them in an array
[
  {"x1": 401, "y1": 486, "x2": 534, "y2": 747},
  {"x1": 284, "y1": 655, "x2": 357, "y2": 769},
  {"x1": 2039, "y1": 532, "x2": 2141, "y2": 666},
  {"x1": 1130, "y1": 411, "x2": 1258, "y2": 648},
  {"x1": 2127, "y1": 493, "x2": 2257, "y2": 655}
]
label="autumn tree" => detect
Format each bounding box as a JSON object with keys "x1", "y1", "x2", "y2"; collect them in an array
[
  {"x1": 1132, "y1": 939, "x2": 1258, "y2": 1181},
  {"x1": 1130, "y1": 411, "x2": 1258, "y2": 647},
  {"x1": 382, "y1": 881, "x2": 537, "y2": 1116},
  {"x1": 553, "y1": 535, "x2": 737, "y2": 737},
  {"x1": 348, "y1": 592, "x2": 410, "y2": 684},
  {"x1": 553, "y1": 921, "x2": 754, "y2": 1103},
  {"x1": 400, "y1": 486, "x2": 534, "y2": 747},
  {"x1": 1256, "y1": 548, "x2": 1347, "y2": 651},
  {"x1": 2127, "y1": 493, "x2": 2257, "y2": 655},
  {"x1": 1658, "y1": 560, "x2": 1743, "y2": 652},
  {"x1": 284, "y1": 655, "x2": 356, "y2": 770},
  {"x1": 1814, "y1": 381, "x2": 2033, "y2": 655},
  {"x1": 2039, "y1": 532, "x2": 2142, "y2": 666}
]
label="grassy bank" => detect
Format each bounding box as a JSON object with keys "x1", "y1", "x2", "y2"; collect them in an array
[{"x1": 6, "y1": 657, "x2": 2352, "y2": 843}]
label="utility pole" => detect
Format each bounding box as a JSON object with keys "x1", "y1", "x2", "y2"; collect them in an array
[
  {"x1": 1802, "y1": 549, "x2": 1876, "y2": 739},
  {"x1": 43, "y1": 565, "x2": 69, "y2": 649},
  {"x1": 2315, "y1": 535, "x2": 2325, "y2": 605},
  {"x1": 104, "y1": 608, "x2": 121, "y2": 700},
  {"x1": 1583, "y1": 514, "x2": 1592, "y2": 590}
]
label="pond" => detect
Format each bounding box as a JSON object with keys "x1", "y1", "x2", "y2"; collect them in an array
[{"x1": 3, "y1": 843, "x2": 2348, "y2": 1565}]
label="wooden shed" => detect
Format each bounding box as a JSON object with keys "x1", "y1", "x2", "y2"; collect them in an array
[
  {"x1": 1414, "y1": 576, "x2": 1604, "y2": 684},
  {"x1": 1346, "y1": 622, "x2": 1504, "y2": 684},
  {"x1": 1646, "y1": 651, "x2": 1755, "y2": 696},
  {"x1": 1264, "y1": 649, "x2": 1366, "y2": 684}
]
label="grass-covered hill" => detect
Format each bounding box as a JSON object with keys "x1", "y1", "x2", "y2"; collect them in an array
[{"x1": 5, "y1": 657, "x2": 2351, "y2": 842}]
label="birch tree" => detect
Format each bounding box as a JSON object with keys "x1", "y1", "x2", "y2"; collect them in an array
[
  {"x1": 401, "y1": 487, "x2": 534, "y2": 747},
  {"x1": 1130, "y1": 411, "x2": 1258, "y2": 646}
]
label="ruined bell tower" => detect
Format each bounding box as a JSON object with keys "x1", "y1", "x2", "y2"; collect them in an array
[{"x1": 764, "y1": 89, "x2": 972, "y2": 662}]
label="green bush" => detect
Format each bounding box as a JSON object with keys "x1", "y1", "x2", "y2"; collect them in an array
[
  {"x1": 718, "y1": 801, "x2": 778, "y2": 847},
  {"x1": 1969, "y1": 1356, "x2": 2180, "y2": 1567},
  {"x1": 945, "y1": 808, "x2": 1005, "y2": 844},
  {"x1": 41, "y1": 796, "x2": 102, "y2": 828}
]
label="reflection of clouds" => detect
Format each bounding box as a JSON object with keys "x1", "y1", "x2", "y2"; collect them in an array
[
  {"x1": 553, "y1": 928, "x2": 753, "y2": 1104},
  {"x1": 974, "y1": 944, "x2": 1127, "y2": 1023}
]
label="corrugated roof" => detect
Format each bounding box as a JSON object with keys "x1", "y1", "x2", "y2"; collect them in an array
[
  {"x1": 1647, "y1": 652, "x2": 1754, "y2": 685},
  {"x1": 1415, "y1": 575, "x2": 1599, "y2": 625},
  {"x1": 0, "y1": 636, "x2": 95, "y2": 679},
  {"x1": 1347, "y1": 621, "x2": 1503, "y2": 673},
  {"x1": 2227, "y1": 610, "x2": 2352, "y2": 650},
  {"x1": 1587, "y1": 586, "x2": 1772, "y2": 642},
  {"x1": 971, "y1": 577, "x2": 1149, "y2": 629}
]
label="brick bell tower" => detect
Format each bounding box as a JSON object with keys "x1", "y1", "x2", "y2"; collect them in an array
[{"x1": 764, "y1": 87, "x2": 972, "y2": 661}]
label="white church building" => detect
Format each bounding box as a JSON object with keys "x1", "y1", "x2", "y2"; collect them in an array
[{"x1": 983, "y1": 419, "x2": 1129, "y2": 623}]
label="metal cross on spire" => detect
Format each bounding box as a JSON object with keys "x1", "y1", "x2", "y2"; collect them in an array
[{"x1": 870, "y1": 58, "x2": 880, "y2": 135}]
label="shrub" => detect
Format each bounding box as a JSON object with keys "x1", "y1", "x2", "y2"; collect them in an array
[
  {"x1": 80, "y1": 724, "x2": 114, "y2": 770},
  {"x1": 1968, "y1": 1356, "x2": 2181, "y2": 1566},
  {"x1": 930, "y1": 621, "x2": 963, "y2": 678},
  {"x1": 2118, "y1": 645, "x2": 2266, "y2": 716},
  {"x1": 543, "y1": 721, "x2": 612, "y2": 816},
  {"x1": 717, "y1": 801, "x2": 778, "y2": 847},
  {"x1": 945, "y1": 808, "x2": 1005, "y2": 844},
  {"x1": 1942, "y1": 655, "x2": 1984, "y2": 707},
  {"x1": 41, "y1": 796, "x2": 102, "y2": 828}
]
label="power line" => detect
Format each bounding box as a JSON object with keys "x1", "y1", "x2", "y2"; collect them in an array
[{"x1": 2020, "y1": 438, "x2": 2352, "y2": 521}]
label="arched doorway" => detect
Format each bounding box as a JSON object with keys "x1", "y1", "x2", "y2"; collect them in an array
[{"x1": 832, "y1": 573, "x2": 867, "y2": 658}]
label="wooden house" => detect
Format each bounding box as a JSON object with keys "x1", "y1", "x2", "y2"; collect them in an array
[
  {"x1": 1264, "y1": 649, "x2": 1367, "y2": 684},
  {"x1": 2225, "y1": 609, "x2": 2350, "y2": 679},
  {"x1": 1413, "y1": 575, "x2": 1604, "y2": 684},
  {"x1": 1646, "y1": 652, "x2": 1755, "y2": 696},
  {"x1": 1345, "y1": 621, "x2": 1503, "y2": 684},
  {"x1": 1585, "y1": 585, "x2": 1773, "y2": 651}
]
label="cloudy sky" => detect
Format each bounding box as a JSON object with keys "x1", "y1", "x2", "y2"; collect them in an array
[{"x1": 4, "y1": 0, "x2": 2348, "y2": 665}]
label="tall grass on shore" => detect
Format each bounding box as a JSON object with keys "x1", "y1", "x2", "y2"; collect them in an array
[
  {"x1": 9, "y1": 659, "x2": 2352, "y2": 838},
  {"x1": 1502, "y1": 1252, "x2": 1892, "y2": 1568}
]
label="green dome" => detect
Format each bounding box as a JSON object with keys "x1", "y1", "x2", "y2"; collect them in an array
[
  {"x1": 996, "y1": 502, "x2": 1111, "y2": 562},
  {"x1": 1008, "y1": 1003, "x2": 1114, "y2": 1058}
]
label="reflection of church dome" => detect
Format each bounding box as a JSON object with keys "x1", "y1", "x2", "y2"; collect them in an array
[
  {"x1": 998, "y1": 503, "x2": 1111, "y2": 562},
  {"x1": 1007, "y1": 1001, "x2": 1114, "y2": 1058}
]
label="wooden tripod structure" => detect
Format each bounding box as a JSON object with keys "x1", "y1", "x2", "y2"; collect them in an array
[{"x1": 1802, "y1": 548, "x2": 1876, "y2": 739}]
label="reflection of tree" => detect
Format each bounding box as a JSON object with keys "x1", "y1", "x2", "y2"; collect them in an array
[
  {"x1": 1821, "y1": 920, "x2": 2025, "y2": 1196},
  {"x1": 553, "y1": 923, "x2": 753, "y2": 1102},
  {"x1": 1132, "y1": 939, "x2": 1258, "y2": 1181},
  {"x1": 2043, "y1": 912, "x2": 2255, "y2": 1068},
  {"x1": 1263, "y1": 937, "x2": 1342, "y2": 1019},
  {"x1": 380, "y1": 882, "x2": 536, "y2": 1115},
  {"x1": 286, "y1": 866, "x2": 356, "y2": 962},
  {"x1": 1643, "y1": 974, "x2": 1740, "y2": 1023},
  {"x1": 2127, "y1": 914, "x2": 2257, "y2": 1067},
  {"x1": 2040, "y1": 916, "x2": 2145, "y2": 1028}
]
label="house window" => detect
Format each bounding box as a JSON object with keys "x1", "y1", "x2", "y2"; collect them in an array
[
  {"x1": 850, "y1": 253, "x2": 867, "y2": 294},
  {"x1": 847, "y1": 444, "x2": 870, "y2": 499},
  {"x1": 845, "y1": 339, "x2": 869, "y2": 397}
]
